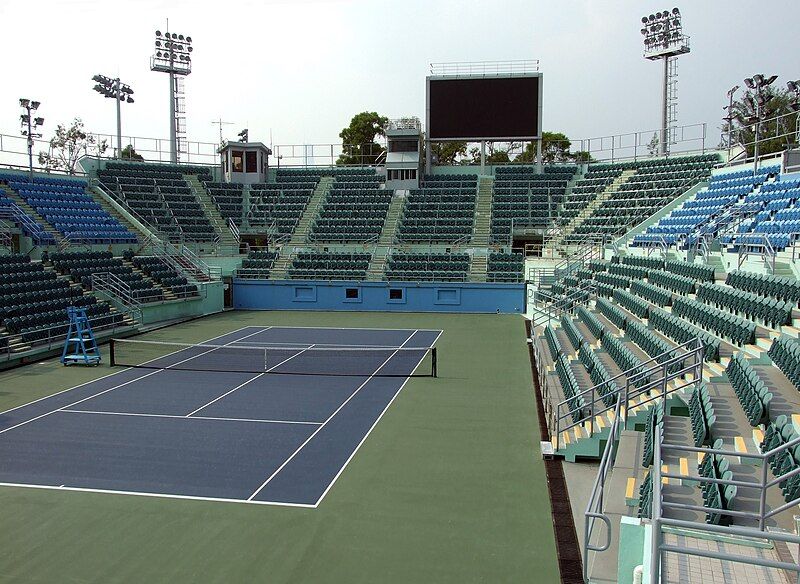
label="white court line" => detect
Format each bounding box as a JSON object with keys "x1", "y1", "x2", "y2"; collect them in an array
[
  {"x1": 0, "y1": 482, "x2": 316, "y2": 508},
  {"x1": 227, "y1": 341, "x2": 405, "y2": 349},
  {"x1": 0, "y1": 327, "x2": 269, "y2": 437},
  {"x1": 247, "y1": 329, "x2": 419, "y2": 502},
  {"x1": 0, "y1": 325, "x2": 256, "y2": 421},
  {"x1": 60, "y1": 409, "x2": 321, "y2": 426},
  {"x1": 246, "y1": 325, "x2": 441, "y2": 332},
  {"x1": 184, "y1": 343, "x2": 317, "y2": 417},
  {"x1": 313, "y1": 329, "x2": 444, "y2": 506}
]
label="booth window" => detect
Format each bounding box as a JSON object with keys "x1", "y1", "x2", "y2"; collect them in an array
[
  {"x1": 246, "y1": 151, "x2": 257, "y2": 173},
  {"x1": 232, "y1": 150, "x2": 244, "y2": 172},
  {"x1": 345, "y1": 288, "x2": 360, "y2": 299},
  {"x1": 389, "y1": 288, "x2": 404, "y2": 300}
]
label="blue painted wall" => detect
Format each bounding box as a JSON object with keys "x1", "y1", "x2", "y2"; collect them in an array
[{"x1": 233, "y1": 280, "x2": 525, "y2": 314}]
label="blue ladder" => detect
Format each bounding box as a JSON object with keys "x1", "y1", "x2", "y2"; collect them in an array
[{"x1": 61, "y1": 306, "x2": 101, "y2": 366}]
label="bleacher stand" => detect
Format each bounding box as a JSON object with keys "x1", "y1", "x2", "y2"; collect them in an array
[{"x1": 397, "y1": 175, "x2": 477, "y2": 243}]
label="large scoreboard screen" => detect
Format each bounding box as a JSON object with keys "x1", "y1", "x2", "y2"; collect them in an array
[{"x1": 426, "y1": 74, "x2": 542, "y2": 141}]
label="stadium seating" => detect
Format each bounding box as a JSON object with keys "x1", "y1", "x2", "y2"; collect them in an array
[
  {"x1": 767, "y1": 336, "x2": 800, "y2": 391},
  {"x1": 672, "y1": 296, "x2": 756, "y2": 346},
  {"x1": 50, "y1": 251, "x2": 164, "y2": 303},
  {"x1": 575, "y1": 155, "x2": 718, "y2": 238},
  {"x1": 698, "y1": 447, "x2": 736, "y2": 525},
  {"x1": 561, "y1": 314, "x2": 584, "y2": 351},
  {"x1": 697, "y1": 282, "x2": 792, "y2": 328},
  {"x1": 487, "y1": 252, "x2": 524, "y2": 282},
  {"x1": 555, "y1": 353, "x2": 584, "y2": 423},
  {"x1": 760, "y1": 415, "x2": 800, "y2": 503},
  {"x1": 288, "y1": 252, "x2": 371, "y2": 280},
  {"x1": 560, "y1": 168, "x2": 623, "y2": 224},
  {"x1": 0, "y1": 254, "x2": 122, "y2": 346},
  {"x1": 386, "y1": 253, "x2": 469, "y2": 282},
  {"x1": 310, "y1": 173, "x2": 391, "y2": 242},
  {"x1": 726, "y1": 271, "x2": 800, "y2": 306},
  {"x1": 98, "y1": 162, "x2": 215, "y2": 241},
  {"x1": 725, "y1": 353, "x2": 772, "y2": 426},
  {"x1": 490, "y1": 166, "x2": 577, "y2": 243},
  {"x1": 544, "y1": 325, "x2": 562, "y2": 360},
  {"x1": 1, "y1": 176, "x2": 136, "y2": 244},
  {"x1": 238, "y1": 250, "x2": 279, "y2": 277},
  {"x1": 397, "y1": 175, "x2": 477, "y2": 243},
  {"x1": 688, "y1": 384, "x2": 716, "y2": 447},
  {"x1": 248, "y1": 181, "x2": 316, "y2": 235},
  {"x1": 126, "y1": 253, "x2": 199, "y2": 298}
]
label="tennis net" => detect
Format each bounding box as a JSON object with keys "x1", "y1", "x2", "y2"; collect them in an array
[{"x1": 109, "y1": 338, "x2": 438, "y2": 378}]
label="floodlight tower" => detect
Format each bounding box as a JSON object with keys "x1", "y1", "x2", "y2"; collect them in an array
[
  {"x1": 92, "y1": 75, "x2": 134, "y2": 159},
  {"x1": 740, "y1": 74, "x2": 777, "y2": 173},
  {"x1": 19, "y1": 99, "x2": 44, "y2": 182},
  {"x1": 787, "y1": 80, "x2": 800, "y2": 146},
  {"x1": 150, "y1": 27, "x2": 193, "y2": 163},
  {"x1": 640, "y1": 8, "x2": 690, "y2": 156}
]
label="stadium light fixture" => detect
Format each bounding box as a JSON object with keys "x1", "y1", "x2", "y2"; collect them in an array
[
  {"x1": 639, "y1": 7, "x2": 690, "y2": 156},
  {"x1": 722, "y1": 85, "x2": 740, "y2": 160},
  {"x1": 788, "y1": 80, "x2": 800, "y2": 145},
  {"x1": 151, "y1": 25, "x2": 193, "y2": 163},
  {"x1": 19, "y1": 98, "x2": 43, "y2": 182},
  {"x1": 92, "y1": 74, "x2": 135, "y2": 160},
  {"x1": 743, "y1": 74, "x2": 778, "y2": 173}
]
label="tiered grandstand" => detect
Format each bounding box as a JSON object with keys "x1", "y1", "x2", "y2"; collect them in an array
[
  {"x1": 2, "y1": 144, "x2": 800, "y2": 584},
  {"x1": 529, "y1": 159, "x2": 800, "y2": 583}
]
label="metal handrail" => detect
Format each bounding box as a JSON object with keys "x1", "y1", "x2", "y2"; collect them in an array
[
  {"x1": 648, "y1": 410, "x2": 800, "y2": 582},
  {"x1": 0, "y1": 311, "x2": 138, "y2": 363},
  {"x1": 583, "y1": 398, "x2": 623, "y2": 583},
  {"x1": 550, "y1": 337, "x2": 704, "y2": 451},
  {"x1": 579, "y1": 337, "x2": 704, "y2": 582}
]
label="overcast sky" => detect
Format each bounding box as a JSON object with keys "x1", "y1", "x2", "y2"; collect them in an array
[{"x1": 0, "y1": 0, "x2": 797, "y2": 159}]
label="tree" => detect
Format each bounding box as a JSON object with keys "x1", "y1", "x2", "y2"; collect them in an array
[
  {"x1": 336, "y1": 111, "x2": 389, "y2": 166},
  {"x1": 38, "y1": 118, "x2": 108, "y2": 174},
  {"x1": 724, "y1": 79, "x2": 797, "y2": 158},
  {"x1": 514, "y1": 133, "x2": 593, "y2": 163},
  {"x1": 647, "y1": 133, "x2": 660, "y2": 157},
  {"x1": 469, "y1": 142, "x2": 516, "y2": 165},
  {"x1": 120, "y1": 144, "x2": 145, "y2": 162},
  {"x1": 431, "y1": 141, "x2": 468, "y2": 164}
]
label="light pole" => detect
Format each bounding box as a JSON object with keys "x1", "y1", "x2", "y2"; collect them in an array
[
  {"x1": 743, "y1": 74, "x2": 777, "y2": 173},
  {"x1": 788, "y1": 80, "x2": 800, "y2": 146},
  {"x1": 640, "y1": 8, "x2": 690, "y2": 156},
  {"x1": 19, "y1": 99, "x2": 44, "y2": 182},
  {"x1": 92, "y1": 75, "x2": 134, "y2": 159},
  {"x1": 722, "y1": 85, "x2": 739, "y2": 162},
  {"x1": 150, "y1": 27, "x2": 193, "y2": 163}
]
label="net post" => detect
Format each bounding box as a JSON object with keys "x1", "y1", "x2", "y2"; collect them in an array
[
  {"x1": 432, "y1": 347, "x2": 437, "y2": 378},
  {"x1": 109, "y1": 338, "x2": 116, "y2": 366}
]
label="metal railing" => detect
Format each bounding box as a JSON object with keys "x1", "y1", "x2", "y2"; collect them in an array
[
  {"x1": 649, "y1": 413, "x2": 800, "y2": 582},
  {"x1": 549, "y1": 337, "x2": 704, "y2": 451},
  {"x1": 730, "y1": 232, "x2": 777, "y2": 273},
  {"x1": 91, "y1": 272, "x2": 144, "y2": 316},
  {"x1": 583, "y1": 398, "x2": 623, "y2": 583},
  {"x1": 577, "y1": 339, "x2": 705, "y2": 582},
  {"x1": 0, "y1": 203, "x2": 54, "y2": 246},
  {"x1": 0, "y1": 310, "x2": 138, "y2": 364},
  {"x1": 530, "y1": 281, "x2": 597, "y2": 329},
  {"x1": 227, "y1": 217, "x2": 240, "y2": 244}
]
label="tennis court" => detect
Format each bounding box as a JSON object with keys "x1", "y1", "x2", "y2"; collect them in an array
[{"x1": 0, "y1": 325, "x2": 441, "y2": 507}]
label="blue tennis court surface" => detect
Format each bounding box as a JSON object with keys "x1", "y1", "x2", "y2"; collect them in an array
[{"x1": 0, "y1": 325, "x2": 441, "y2": 507}]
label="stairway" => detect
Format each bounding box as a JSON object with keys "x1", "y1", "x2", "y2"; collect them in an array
[
  {"x1": 1, "y1": 185, "x2": 63, "y2": 244},
  {"x1": 184, "y1": 175, "x2": 237, "y2": 246},
  {"x1": 546, "y1": 169, "x2": 636, "y2": 251},
  {"x1": 268, "y1": 177, "x2": 335, "y2": 280},
  {"x1": 288, "y1": 176, "x2": 335, "y2": 245},
  {"x1": 366, "y1": 247, "x2": 390, "y2": 281},
  {"x1": 468, "y1": 250, "x2": 488, "y2": 282},
  {"x1": 470, "y1": 176, "x2": 494, "y2": 246}
]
